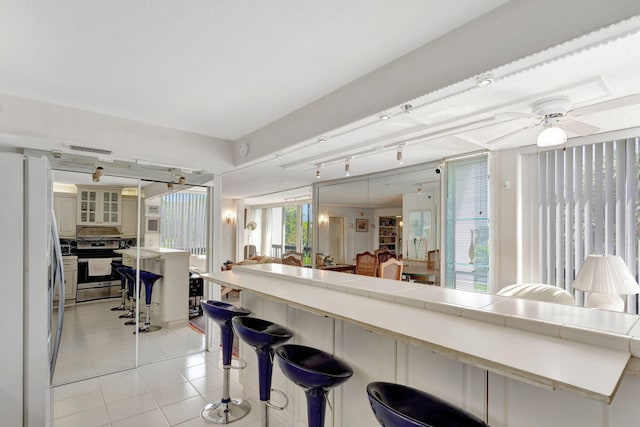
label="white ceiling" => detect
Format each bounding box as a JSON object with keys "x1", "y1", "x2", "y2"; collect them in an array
[
  {"x1": 0, "y1": 0, "x2": 508, "y2": 140},
  {"x1": 1, "y1": 2, "x2": 640, "y2": 203}
]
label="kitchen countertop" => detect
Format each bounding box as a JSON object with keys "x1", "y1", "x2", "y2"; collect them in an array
[
  {"x1": 114, "y1": 247, "x2": 189, "y2": 259},
  {"x1": 201, "y1": 263, "x2": 639, "y2": 403}
]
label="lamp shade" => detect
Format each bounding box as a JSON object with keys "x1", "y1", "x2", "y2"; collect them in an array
[
  {"x1": 537, "y1": 125, "x2": 567, "y2": 147},
  {"x1": 573, "y1": 255, "x2": 640, "y2": 294}
]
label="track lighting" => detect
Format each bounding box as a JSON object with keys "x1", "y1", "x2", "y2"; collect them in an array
[
  {"x1": 92, "y1": 172, "x2": 100, "y2": 182},
  {"x1": 178, "y1": 176, "x2": 186, "y2": 185},
  {"x1": 167, "y1": 182, "x2": 174, "y2": 189},
  {"x1": 417, "y1": 184, "x2": 423, "y2": 194},
  {"x1": 315, "y1": 166, "x2": 321, "y2": 179},
  {"x1": 397, "y1": 145, "x2": 404, "y2": 165},
  {"x1": 95, "y1": 166, "x2": 104, "y2": 177},
  {"x1": 345, "y1": 160, "x2": 351, "y2": 177}
]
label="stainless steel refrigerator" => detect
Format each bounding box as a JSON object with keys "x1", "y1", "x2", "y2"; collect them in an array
[{"x1": 0, "y1": 153, "x2": 64, "y2": 426}]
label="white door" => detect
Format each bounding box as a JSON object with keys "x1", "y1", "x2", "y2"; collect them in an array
[{"x1": 329, "y1": 216, "x2": 345, "y2": 264}]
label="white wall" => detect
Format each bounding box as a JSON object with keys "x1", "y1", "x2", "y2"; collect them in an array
[{"x1": 317, "y1": 206, "x2": 373, "y2": 262}]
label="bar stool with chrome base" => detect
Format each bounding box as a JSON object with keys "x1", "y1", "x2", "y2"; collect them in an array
[
  {"x1": 135, "y1": 270, "x2": 163, "y2": 333},
  {"x1": 201, "y1": 300, "x2": 252, "y2": 424},
  {"x1": 276, "y1": 344, "x2": 353, "y2": 427},
  {"x1": 118, "y1": 266, "x2": 138, "y2": 322},
  {"x1": 366, "y1": 382, "x2": 489, "y2": 427},
  {"x1": 110, "y1": 262, "x2": 128, "y2": 311},
  {"x1": 232, "y1": 317, "x2": 293, "y2": 427}
]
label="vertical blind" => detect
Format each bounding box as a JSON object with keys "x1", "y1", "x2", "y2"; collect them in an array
[
  {"x1": 538, "y1": 138, "x2": 639, "y2": 312},
  {"x1": 160, "y1": 192, "x2": 208, "y2": 255},
  {"x1": 445, "y1": 154, "x2": 490, "y2": 292}
]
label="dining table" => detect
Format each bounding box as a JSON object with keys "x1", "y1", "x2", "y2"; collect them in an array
[
  {"x1": 402, "y1": 264, "x2": 440, "y2": 285},
  {"x1": 316, "y1": 263, "x2": 356, "y2": 273}
]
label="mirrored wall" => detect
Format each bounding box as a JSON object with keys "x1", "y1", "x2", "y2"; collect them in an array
[
  {"x1": 49, "y1": 158, "x2": 213, "y2": 385},
  {"x1": 315, "y1": 162, "x2": 442, "y2": 267}
]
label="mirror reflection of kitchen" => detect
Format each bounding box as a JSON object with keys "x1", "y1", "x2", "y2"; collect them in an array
[{"x1": 52, "y1": 170, "x2": 207, "y2": 385}]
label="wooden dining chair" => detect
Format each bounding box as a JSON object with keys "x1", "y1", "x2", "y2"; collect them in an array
[
  {"x1": 355, "y1": 251, "x2": 377, "y2": 276},
  {"x1": 375, "y1": 249, "x2": 394, "y2": 276},
  {"x1": 378, "y1": 258, "x2": 404, "y2": 280}
]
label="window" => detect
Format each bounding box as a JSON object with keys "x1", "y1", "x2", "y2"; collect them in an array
[
  {"x1": 538, "y1": 139, "x2": 639, "y2": 312},
  {"x1": 160, "y1": 191, "x2": 207, "y2": 255},
  {"x1": 445, "y1": 154, "x2": 490, "y2": 292},
  {"x1": 247, "y1": 202, "x2": 313, "y2": 263}
]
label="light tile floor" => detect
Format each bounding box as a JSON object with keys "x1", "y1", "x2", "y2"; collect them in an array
[
  {"x1": 54, "y1": 300, "x2": 206, "y2": 385},
  {"x1": 52, "y1": 351, "x2": 286, "y2": 427},
  {"x1": 52, "y1": 298, "x2": 283, "y2": 426}
]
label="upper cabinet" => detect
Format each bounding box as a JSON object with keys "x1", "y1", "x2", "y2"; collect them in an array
[
  {"x1": 121, "y1": 196, "x2": 143, "y2": 237},
  {"x1": 54, "y1": 193, "x2": 77, "y2": 237},
  {"x1": 77, "y1": 187, "x2": 121, "y2": 225}
]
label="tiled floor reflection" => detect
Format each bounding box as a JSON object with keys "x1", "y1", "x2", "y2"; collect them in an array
[
  {"x1": 54, "y1": 299, "x2": 205, "y2": 385},
  {"x1": 52, "y1": 351, "x2": 286, "y2": 427}
]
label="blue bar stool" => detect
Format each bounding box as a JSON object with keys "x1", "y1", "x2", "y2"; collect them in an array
[
  {"x1": 201, "y1": 300, "x2": 252, "y2": 424},
  {"x1": 232, "y1": 317, "x2": 293, "y2": 427},
  {"x1": 118, "y1": 266, "x2": 139, "y2": 322},
  {"x1": 275, "y1": 344, "x2": 353, "y2": 427},
  {"x1": 366, "y1": 382, "x2": 489, "y2": 427},
  {"x1": 136, "y1": 270, "x2": 163, "y2": 333},
  {"x1": 110, "y1": 262, "x2": 128, "y2": 311}
]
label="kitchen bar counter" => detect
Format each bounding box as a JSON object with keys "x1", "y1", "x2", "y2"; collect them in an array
[
  {"x1": 201, "y1": 264, "x2": 638, "y2": 403},
  {"x1": 116, "y1": 247, "x2": 190, "y2": 327}
]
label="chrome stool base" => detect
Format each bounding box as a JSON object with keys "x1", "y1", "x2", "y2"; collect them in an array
[
  {"x1": 135, "y1": 324, "x2": 162, "y2": 334},
  {"x1": 200, "y1": 399, "x2": 251, "y2": 424}
]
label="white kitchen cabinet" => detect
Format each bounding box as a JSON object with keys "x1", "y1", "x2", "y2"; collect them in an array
[
  {"x1": 121, "y1": 196, "x2": 143, "y2": 237},
  {"x1": 54, "y1": 192, "x2": 76, "y2": 237},
  {"x1": 55, "y1": 256, "x2": 77, "y2": 306},
  {"x1": 77, "y1": 187, "x2": 121, "y2": 225}
]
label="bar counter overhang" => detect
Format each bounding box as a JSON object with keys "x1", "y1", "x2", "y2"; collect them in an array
[{"x1": 201, "y1": 264, "x2": 640, "y2": 426}]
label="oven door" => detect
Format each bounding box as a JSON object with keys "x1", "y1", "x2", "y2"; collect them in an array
[{"x1": 76, "y1": 257, "x2": 123, "y2": 302}]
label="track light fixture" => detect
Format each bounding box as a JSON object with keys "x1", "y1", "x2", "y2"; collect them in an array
[
  {"x1": 397, "y1": 145, "x2": 404, "y2": 165},
  {"x1": 92, "y1": 172, "x2": 100, "y2": 182},
  {"x1": 95, "y1": 166, "x2": 104, "y2": 177},
  {"x1": 167, "y1": 182, "x2": 174, "y2": 189},
  {"x1": 417, "y1": 184, "x2": 423, "y2": 194},
  {"x1": 178, "y1": 176, "x2": 186, "y2": 185},
  {"x1": 315, "y1": 166, "x2": 321, "y2": 179},
  {"x1": 345, "y1": 160, "x2": 351, "y2": 177}
]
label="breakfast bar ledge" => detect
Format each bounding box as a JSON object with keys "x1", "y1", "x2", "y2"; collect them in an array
[{"x1": 201, "y1": 264, "x2": 640, "y2": 404}]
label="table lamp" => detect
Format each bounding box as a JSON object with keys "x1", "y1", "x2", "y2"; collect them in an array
[{"x1": 573, "y1": 254, "x2": 640, "y2": 311}]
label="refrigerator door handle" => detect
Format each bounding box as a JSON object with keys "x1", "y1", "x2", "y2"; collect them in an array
[{"x1": 50, "y1": 210, "x2": 65, "y2": 382}]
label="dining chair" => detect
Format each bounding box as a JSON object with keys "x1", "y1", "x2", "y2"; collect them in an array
[
  {"x1": 375, "y1": 249, "x2": 394, "y2": 276},
  {"x1": 378, "y1": 258, "x2": 403, "y2": 280},
  {"x1": 355, "y1": 251, "x2": 377, "y2": 276}
]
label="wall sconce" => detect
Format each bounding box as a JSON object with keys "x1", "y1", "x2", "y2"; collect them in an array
[
  {"x1": 224, "y1": 211, "x2": 236, "y2": 225},
  {"x1": 319, "y1": 214, "x2": 328, "y2": 225}
]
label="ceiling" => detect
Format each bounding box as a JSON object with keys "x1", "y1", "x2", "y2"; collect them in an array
[
  {"x1": 0, "y1": 0, "x2": 508, "y2": 140},
  {"x1": 1, "y1": 2, "x2": 640, "y2": 202}
]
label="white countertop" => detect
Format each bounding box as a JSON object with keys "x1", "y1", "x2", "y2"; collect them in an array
[
  {"x1": 115, "y1": 247, "x2": 189, "y2": 259},
  {"x1": 201, "y1": 264, "x2": 640, "y2": 403}
]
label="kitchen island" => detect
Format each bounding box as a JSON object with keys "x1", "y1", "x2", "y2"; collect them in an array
[
  {"x1": 115, "y1": 247, "x2": 190, "y2": 328},
  {"x1": 201, "y1": 264, "x2": 640, "y2": 427}
]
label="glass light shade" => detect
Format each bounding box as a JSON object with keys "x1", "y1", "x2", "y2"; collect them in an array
[
  {"x1": 537, "y1": 125, "x2": 567, "y2": 147},
  {"x1": 573, "y1": 255, "x2": 640, "y2": 294}
]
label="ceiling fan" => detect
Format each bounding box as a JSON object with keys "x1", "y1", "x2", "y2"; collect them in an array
[{"x1": 485, "y1": 93, "x2": 640, "y2": 147}]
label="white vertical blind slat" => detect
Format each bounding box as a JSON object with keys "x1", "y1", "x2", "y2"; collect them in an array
[{"x1": 539, "y1": 139, "x2": 640, "y2": 313}]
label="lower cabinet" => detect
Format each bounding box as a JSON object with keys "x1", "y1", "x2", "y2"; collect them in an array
[{"x1": 55, "y1": 257, "x2": 78, "y2": 306}]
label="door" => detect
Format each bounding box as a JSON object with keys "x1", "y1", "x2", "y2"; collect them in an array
[{"x1": 329, "y1": 216, "x2": 345, "y2": 264}]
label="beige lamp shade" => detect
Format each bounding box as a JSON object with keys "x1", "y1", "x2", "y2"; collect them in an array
[{"x1": 573, "y1": 255, "x2": 640, "y2": 294}]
